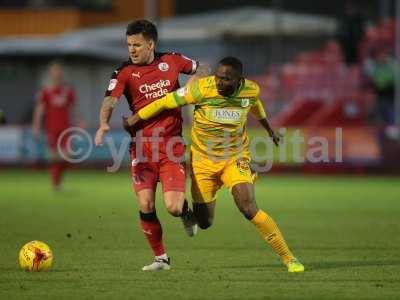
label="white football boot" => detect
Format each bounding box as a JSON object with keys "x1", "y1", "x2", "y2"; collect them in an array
[{"x1": 142, "y1": 257, "x2": 171, "y2": 271}]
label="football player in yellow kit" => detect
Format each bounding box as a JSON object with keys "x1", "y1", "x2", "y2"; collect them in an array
[{"x1": 124, "y1": 57, "x2": 304, "y2": 272}]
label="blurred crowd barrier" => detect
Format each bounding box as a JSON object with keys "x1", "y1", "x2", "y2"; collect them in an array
[{"x1": 1, "y1": 125, "x2": 399, "y2": 173}]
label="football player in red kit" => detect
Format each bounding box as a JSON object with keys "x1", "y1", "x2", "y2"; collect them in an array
[
  {"x1": 95, "y1": 20, "x2": 203, "y2": 271},
  {"x1": 32, "y1": 61, "x2": 79, "y2": 191}
]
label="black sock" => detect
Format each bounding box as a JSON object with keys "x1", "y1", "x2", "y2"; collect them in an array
[{"x1": 180, "y1": 199, "x2": 190, "y2": 217}]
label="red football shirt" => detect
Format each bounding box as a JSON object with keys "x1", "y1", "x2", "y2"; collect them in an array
[
  {"x1": 105, "y1": 52, "x2": 198, "y2": 137},
  {"x1": 37, "y1": 84, "x2": 75, "y2": 132}
]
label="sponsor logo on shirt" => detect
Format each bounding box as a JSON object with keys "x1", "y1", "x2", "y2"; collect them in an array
[
  {"x1": 50, "y1": 90, "x2": 68, "y2": 106},
  {"x1": 131, "y1": 72, "x2": 141, "y2": 79},
  {"x1": 241, "y1": 98, "x2": 250, "y2": 107},
  {"x1": 139, "y1": 79, "x2": 171, "y2": 100},
  {"x1": 211, "y1": 108, "x2": 243, "y2": 123}
]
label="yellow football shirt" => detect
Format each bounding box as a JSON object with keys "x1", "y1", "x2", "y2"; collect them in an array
[{"x1": 138, "y1": 76, "x2": 267, "y2": 158}]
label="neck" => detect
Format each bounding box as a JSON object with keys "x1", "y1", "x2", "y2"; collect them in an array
[
  {"x1": 229, "y1": 80, "x2": 243, "y2": 96},
  {"x1": 146, "y1": 51, "x2": 155, "y2": 64},
  {"x1": 50, "y1": 80, "x2": 61, "y2": 87}
]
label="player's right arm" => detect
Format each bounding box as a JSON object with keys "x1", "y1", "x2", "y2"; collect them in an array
[
  {"x1": 95, "y1": 96, "x2": 119, "y2": 146},
  {"x1": 95, "y1": 68, "x2": 127, "y2": 146},
  {"x1": 32, "y1": 91, "x2": 45, "y2": 137}
]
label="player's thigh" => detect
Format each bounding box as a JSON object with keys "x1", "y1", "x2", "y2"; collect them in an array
[
  {"x1": 190, "y1": 160, "x2": 222, "y2": 205},
  {"x1": 159, "y1": 160, "x2": 186, "y2": 194},
  {"x1": 158, "y1": 157, "x2": 187, "y2": 216},
  {"x1": 221, "y1": 157, "x2": 254, "y2": 192},
  {"x1": 190, "y1": 166, "x2": 221, "y2": 229},
  {"x1": 130, "y1": 147, "x2": 158, "y2": 198}
]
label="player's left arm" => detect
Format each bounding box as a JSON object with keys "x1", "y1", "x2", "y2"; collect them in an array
[
  {"x1": 124, "y1": 78, "x2": 203, "y2": 130},
  {"x1": 250, "y1": 98, "x2": 281, "y2": 147}
]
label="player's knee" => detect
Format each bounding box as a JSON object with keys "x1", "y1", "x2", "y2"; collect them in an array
[
  {"x1": 138, "y1": 200, "x2": 155, "y2": 213},
  {"x1": 165, "y1": 202, "x2": 182, "y2": 217},
  {"x1": 164, "y1": 192, "x2": 185, "y2": 217},
  {"x1": 136, "y1": 190, "x2": 156, "y2": 212},
  {"x1": 238, "y1": 201, "x2": 258, "y2": 220}
]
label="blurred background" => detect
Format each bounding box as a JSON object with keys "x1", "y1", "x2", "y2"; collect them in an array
[{"x1": 0, "y1": 0, "x2": 399, "y2": 173}]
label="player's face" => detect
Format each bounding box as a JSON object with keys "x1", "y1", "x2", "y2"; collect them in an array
[
  {"x1": 48, "y1": 63, "x2": 63, "y2": 84},
  {"x1": 126, "y1": 34, "x2": 155, "y2": 65},
  {"x1": 215, "y1": 65, "x2": 242, "y2": 97}
]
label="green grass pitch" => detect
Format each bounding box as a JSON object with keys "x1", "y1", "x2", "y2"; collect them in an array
[{"x1": 1, "y1": 170, "x2": 400, "y2": 299}]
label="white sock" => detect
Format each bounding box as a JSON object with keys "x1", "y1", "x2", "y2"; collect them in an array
[{"x1": 155, "y1": 253, "x2": 168, "y2": 261}]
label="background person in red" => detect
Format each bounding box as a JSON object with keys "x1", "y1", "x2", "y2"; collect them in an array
[
  {"x1": 95, "y1": 20, "x2": 202, "y2": 271},
  {"x1": 32, "y1": 61, "x2": 78, "y2": 191}
]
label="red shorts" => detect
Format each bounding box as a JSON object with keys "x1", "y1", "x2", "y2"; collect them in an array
[
  {"x1": 130, "y1": 139, "x2": 186, "y2": 193},
  {"x1": 47, "y1": 128, "x2": 69, "y2": 150}
]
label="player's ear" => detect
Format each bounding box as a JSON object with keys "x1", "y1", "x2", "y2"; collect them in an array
[{"x1": 148, "y1": 39, "x2": 155, "y2": 51}]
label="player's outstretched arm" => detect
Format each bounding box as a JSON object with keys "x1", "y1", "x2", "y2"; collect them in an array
[
  {"x1": 95, "y1": 96, "x2": 118, "y2": 146},
  {"x1": 125, "y1": 88, "x2": 191, "y2": 128},
  {"x1": 124, "y1": 78, "x2": 203, "y2": 136}
]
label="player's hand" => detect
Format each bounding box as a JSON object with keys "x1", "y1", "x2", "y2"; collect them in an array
[
  {"x1": 122, "y1": 116, "x2": 136, "y2": 138},
  {"x1": 95, "y1": 124, "x2": 110, "y2": 146},
  {"x1": 270, "y1": 131, "x2": 283, "y2": 147}
]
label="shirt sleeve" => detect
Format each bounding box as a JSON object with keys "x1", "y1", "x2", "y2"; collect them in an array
[
  {"x1": 138, "y1": 80, "x2": 202, "y2": 120},
  {"x1": 250, "y1": 98, "x2": 267, "y2": 120},
  {"x1": 104, "y1": 69, "x2": 127, "y2": 99},
  {"x1": 171, "y1": 53, "x2": 198, "y2": 75}
]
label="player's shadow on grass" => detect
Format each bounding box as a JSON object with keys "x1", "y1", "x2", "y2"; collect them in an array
[
  {"x1": 220, "y1": 260, "x2": 400, "y2": 271},
  {"x1": 308, "y1": 260, "x2": 400, "y2": 271},
  {"x1": 220, "y1": 263, "x2": 282, "y2": 270},
  {"x1": 52, "y1": 189, "x2": 81, "y2": 198}
]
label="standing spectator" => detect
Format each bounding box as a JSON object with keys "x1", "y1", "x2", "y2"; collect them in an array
[
  {"x1": 363, "y1": 48, "x2": 396, "y2": 125},
  {"x1": 0, "y1": 109, "x2": 6, "y2": 125},
  {"x1": 337, "y1": 2, "x2": 366, "y2": 65}
]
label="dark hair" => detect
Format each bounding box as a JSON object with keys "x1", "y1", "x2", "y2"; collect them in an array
[
  {"x1": 218, "y1": 56, "x2": 243, "y2": 75},
  {"x1": 126, "y1": 19, "x2": 158, "y2": 42}
]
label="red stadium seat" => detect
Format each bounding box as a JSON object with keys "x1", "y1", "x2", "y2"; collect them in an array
[{"x1": 273, "y1": 98, "x2": 325, "y2": 127}]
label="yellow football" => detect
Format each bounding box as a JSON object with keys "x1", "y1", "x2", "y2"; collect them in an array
[{"x1": 19, "y1": 240, "x2": 53, "y2": 271}]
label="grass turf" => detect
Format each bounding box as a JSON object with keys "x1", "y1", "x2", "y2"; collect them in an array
[{"x1": 0, "y1": 170, "x2": 400, "y2": 299}]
